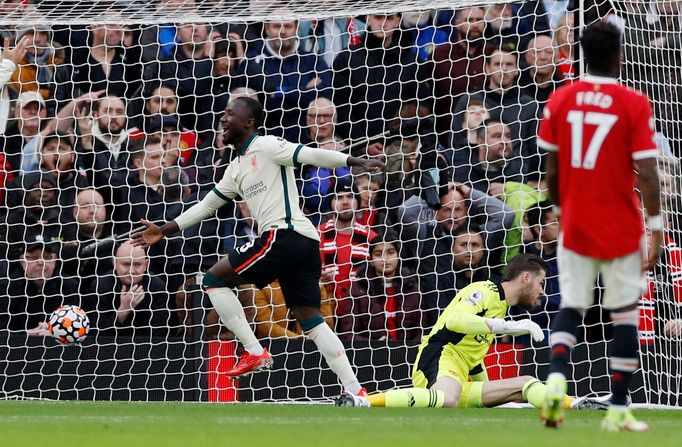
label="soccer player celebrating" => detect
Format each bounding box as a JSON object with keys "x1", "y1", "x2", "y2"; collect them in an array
[
  {"x1": 337, "y1": 254, "x2": 595, "y2": 410},
  {"x1": 537, "y1": 21, "x2": 661, "y2": 432},
  {"x1": 131, "y1": 97, "x2": 384, "y2": 398}
]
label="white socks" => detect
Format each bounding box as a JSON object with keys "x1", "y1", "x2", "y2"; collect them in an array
[
  {"x1": 206, "y1": 287, "x2": 264, "y2": 356},
  {"x1": 307, "y1": 322, "x2": 362, "y2": 394}
]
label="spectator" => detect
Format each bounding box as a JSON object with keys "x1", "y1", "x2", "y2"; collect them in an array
[
  {"x1": 83, "y1": 240, "x2": 173, "y2": 336},
  {"x1": 553, "y1": 11, "x2": 576, "y2": 79},
  {"x1": 519, "y1": 200, "x2": 561, "y2": 334},
  {"x1": 254, "y1": 279, "x2": 334, "y2": 338},
  {"x1": 451, "y1": 119, "x2": 524, "y2": 195},
  {"x1": 402, "y1": 182, "x2": 514, "y2": 318},
  {"x1": 340, "y1": 234, "x2": 424, "y2": 342},
  {"x1": 210, "y1": 38, "x2": 246, "y2": 133},
  {"x1": 380, "y1": 106, "x2": 450, "y2": 222},
  {"x1": 112, "y1": 135, "x2": 165, "y2": 235},
  {"x1": 483, "y1": 2, "x2": 516, "y2": 44},
  {"x1": 0, "y1": 91, "x2": 46, "y2": 174},
  {"x1": 0, "y1": 35, "x2": 30, "y2": 134},
  {"x1": 498, "y1": 180, "x2": 547, "y2": 262},
  {"x1": 131, "y1": 83, "x2": 180, "y2": 131},
  {"x1": 353, "y1": 170, "x2": 383, "y2": 228},
  {"x1": 543, "y1": 0, "x2": 570, "y2": 31},
  {"x1": 303, "y1": 97, "x2": 343, "y2": 147},
  {"x1": 452, "y1": 46, "x2": 540, "y2": 176},
  {"x1": 8, "y1": 24, "x2": 64, "y2": 99},
  {"x1": 431, "y1": 7, "x2": 486, "y2": 136},
  {"x1": 240, "y1": 19, "x2": 331, "y2": 142},
  {"x1": 451, "y1": 98, "x2": 489, "y2": 149},
  {"x1": 333, "y1": 13, "x2": 422, "y2": 155},
  {"x1": 130, "y1": 114, "x2": 200, "y2": 173},
  {"x1": 75, "y1": 94, "x2": 130, "y2": 200},
  {"x1": 299, "y1": 98, "x2": 351, "y2": 224},
  {"x1": 147, "y1": 23, "x2": 214, "y2": 136},
  {"x1": 54, "y1": 23, "x2": 142, "y2": 103},
  {"x1": 622, "y1": 1, "x2": 682, "y2": 157},
  {"x1": 155, "y1": 164, "x2": 202, "y2": 292},
  {"x1": 641, "y1": 219, "x2": 682, "y2": 343},
  {"x1": 382, "y1": 120, "x2": 447, "y2": 218},
  {"x1": 299, "y1": 17, "x2": 366, "y2": 68},
  {"x1": 318, "y1": 178, "x2": 377, "y2": 305},
  {"x1": 401, "y1": 11, "x2": 449, "y2": 62},
  {"x1": 1, "y1": 171, "x2": 65, "y2": 261},
  {"x1": 484, "y1": 2, "x2": 551, "y2": 46},
  {"x1": 37, "y1": 131, "x2": 90, "y2": 207},
  {"x1": 519, "y1": 34, "x2": 565, "y2": 110},
  {"x1": 0, "y1": 233, "x2": 78, "y2": 334},
  {"x1": 60, "y1": 188, "x2": 113, "y2": 280},
  {"x1": 452, "y1": 226, "x2": 496, "y2": 290}
]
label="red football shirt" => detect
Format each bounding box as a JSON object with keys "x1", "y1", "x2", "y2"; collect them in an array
[{"x1": 537, "y1": 75, "x2": 657, "y2": 259}]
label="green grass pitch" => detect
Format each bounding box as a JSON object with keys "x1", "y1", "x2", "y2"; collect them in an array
[{"x1": 1, "y1": 401, "x2": 681, "y2": 447}]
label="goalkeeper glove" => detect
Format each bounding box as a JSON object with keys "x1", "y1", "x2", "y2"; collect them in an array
[{"x1": 486, "y1": 318, "x2": 545, "y2": 342}]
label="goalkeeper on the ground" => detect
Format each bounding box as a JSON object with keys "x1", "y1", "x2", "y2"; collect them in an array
[{"x1": 337, "y1": 254, "x2": 602, "y2": 410}]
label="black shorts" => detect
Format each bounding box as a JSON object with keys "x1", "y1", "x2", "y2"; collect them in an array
[{"x1": 227, "y1": 229, "x2": 322, "y2": 308}]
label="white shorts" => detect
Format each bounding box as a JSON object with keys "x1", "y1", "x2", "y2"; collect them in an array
[{"x1": 557, "y1": 240, "x2": 646, "y2": 310}]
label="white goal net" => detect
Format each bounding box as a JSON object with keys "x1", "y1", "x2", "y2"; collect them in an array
[{"x1": 0, "y1": 0, "x2": 680, "y2": 405}]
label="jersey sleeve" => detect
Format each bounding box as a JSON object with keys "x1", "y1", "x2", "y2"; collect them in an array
[
  {"x1": 630, "y1": 94, "x2": 658, "y2": 161},
  {"x1": 214, "y1": 162, "x2": 240, "y2": 200},
  {"x1": 265, "y1": 135, "x2": 349, "y2": 168},
  {"x1": 537, "y1": 94, "x2": 559, "y2": 152},
  {"x1": 451, "y1": 287, "x2": 490, "y2": 316},
  {"x1": 264, "y1": 136, "x2": 304, "y2": 167}
]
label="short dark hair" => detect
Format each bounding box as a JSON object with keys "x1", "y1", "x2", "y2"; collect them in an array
[
  {"x1": 484, "y1": 43, "x2": 518, "y2": 65},
  {"x1": 235, "y1": 96, "x2": 264, "y2": 129},
  {"x1": 369, "y1": 229, "x2": 401, "y2": 258},
  {"x1": 42, "y1": 131, "x2": 75, "y2": 150},
  {"x1": 161, "y1": 165, "x2": 189, "y2": 202},
  {"x1": 129, "y1": 135, "x2": 162, "y2": 163},
  {"x1": 502, "y1": 253, "x2": 546, "y2": 281},
  {"x1": 451, "y1": 223, "x2": 484, "y2": 241},
  {"x1": 580, "y1": 21, "x2": 621, "y2": 74},
  {"x1": 525, "y1": 200, "x2": 554, "y2": 240},
  {"x1": 474, "y1": 119, "x2": 504, "y2": 142}
]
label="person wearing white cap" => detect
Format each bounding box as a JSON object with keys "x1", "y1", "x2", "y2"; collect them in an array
[{"x1": 0, "y1": 90, "x2": 47, "y2": 174}]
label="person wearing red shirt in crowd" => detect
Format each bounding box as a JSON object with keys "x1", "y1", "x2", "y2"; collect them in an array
[
  {"x1": 318, "y1": 178, "x2": 377, "y2": 310},
  {"x1": 353, "y1": 170, "x2": 383, "y2": 228},
  {"x1": 537, "y1": 22, "x2": 662, "y2": 431},
  {"x1": 340, "y1": 233, "x2": 424, "y2": 342},
  {"x1": 553, "y1": 11, "x2": 576, "y2": 79},
  {"x1": 128, "y1": 115, "x2": 200, "y2": 168}
]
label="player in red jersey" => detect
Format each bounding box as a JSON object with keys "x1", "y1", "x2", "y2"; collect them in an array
[{"x1": 536, "y1": 21, "x2": 662, "y2": 432}]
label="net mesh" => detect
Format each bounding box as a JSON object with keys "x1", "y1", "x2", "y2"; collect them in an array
[{"x1": 0, "y1": 0, "x2": 680, "y2": 405}]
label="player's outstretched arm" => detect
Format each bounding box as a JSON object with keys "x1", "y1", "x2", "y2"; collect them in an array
[
  {"x1": 636, "y1": 157, "x2": 663, "y2": 270},
  {"x1": 446, "y1": 312, "x2": 545, "y2": 342},
  {"x1": 130, "y1": 188, "x2": 231, "y2": 248},
  {"x1": 130, "y1": 219, "x2": 178, "y2": 249},
  {"x1": 290, "y1": 144, "x2": 386, "y2": 173}
]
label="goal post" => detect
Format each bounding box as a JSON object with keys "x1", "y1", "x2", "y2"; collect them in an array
[{"x1": 0, "y1": 0, "x2": 680, "y2": 406}]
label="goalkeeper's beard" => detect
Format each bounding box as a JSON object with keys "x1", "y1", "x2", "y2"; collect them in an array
[{"x1": 517, "y1": 283, "x2": 540, "y2": 311}]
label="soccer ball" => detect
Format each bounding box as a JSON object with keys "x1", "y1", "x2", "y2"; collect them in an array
[{"x1": 48, "y1": 305, "x2": 90, "y2": 345}]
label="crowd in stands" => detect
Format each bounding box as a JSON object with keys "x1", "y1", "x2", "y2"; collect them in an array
[{"x1": 1, "y1": 1, "x2": 681, "y2": 345}]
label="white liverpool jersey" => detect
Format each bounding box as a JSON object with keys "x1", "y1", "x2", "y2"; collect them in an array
[{"x1": 214, "y1": 134, "x2": 327, "y2": 242}]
